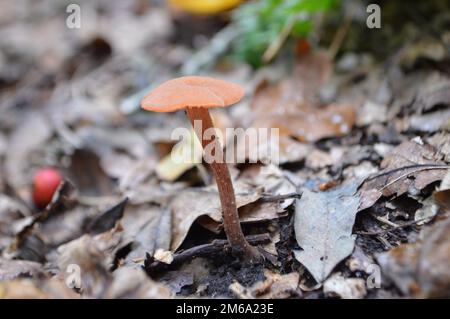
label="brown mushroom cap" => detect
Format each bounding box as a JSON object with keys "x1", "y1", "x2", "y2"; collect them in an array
[{"x1": 140, "y1": 76, "x2": 245, "y2": 112}]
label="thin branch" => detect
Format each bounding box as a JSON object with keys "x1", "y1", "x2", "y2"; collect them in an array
[
  {"x1": 378, "y1": 165, "x2": 450, "y2": 192},
  {"x1": 356, "y1": 218, "x2": 431, "y2": 236},
  {"x1": 261, "y1": 192, "x2": 302, "y2": 202},
  {"x1": 364, "y1": 164, "x2": 450, "y2": 182},
  {"x1": 144, "y1": 234, "x2": 271, "y2": 275},
  {"x1": 262, "y1": 14, "x2": 297, "y2": 63}
]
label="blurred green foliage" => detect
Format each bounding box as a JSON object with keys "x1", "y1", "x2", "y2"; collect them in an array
[{"x1": 231, "y1": 0, "x2": 337, "y2": 68}]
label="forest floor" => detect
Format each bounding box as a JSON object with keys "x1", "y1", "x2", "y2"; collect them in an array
[{"x1": 0, "y1": 0, "x2": 449, "y2": 299}]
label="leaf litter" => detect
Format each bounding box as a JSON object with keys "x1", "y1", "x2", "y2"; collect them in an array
[{"x1": 0, "y1": 0, "x2": 449, "y2": 299}]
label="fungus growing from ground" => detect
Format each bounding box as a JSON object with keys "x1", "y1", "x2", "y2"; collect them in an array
[{"x1": 141, "y1": 76, "x2": 260, "y2": 261}]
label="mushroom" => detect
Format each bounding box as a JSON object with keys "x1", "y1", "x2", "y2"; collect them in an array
[{"x1": 141, "y1": 76, "x2": 260, "y2": 261}]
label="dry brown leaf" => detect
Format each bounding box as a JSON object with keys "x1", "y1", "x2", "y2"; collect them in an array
[
  {"x1": 170, "y1": 181, "x2": 262, "y2": 251},
  {"x1": 56, "y1": 227, "x2": 122, "y2": 297},
  {"x1": 376, "y1": 218, "x2": 450, "y2": 298},
  {"x1": 251, "y1": 102, "x2": 355, "y2": 143},
  {"x1": 359, "y1": 138, "x2": 448, "y2": 210}
]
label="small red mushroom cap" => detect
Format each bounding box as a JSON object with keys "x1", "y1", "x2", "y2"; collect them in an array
[
  {"x1": 32, "y1": 168, "x2": 62, "y2": 209},
  {"x1": 140, "y1": 76, "x2": 245, "y2": 112}
]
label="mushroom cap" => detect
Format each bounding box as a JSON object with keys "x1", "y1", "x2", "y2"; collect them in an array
[{"x1": 140, "y1": 76, "x2": 245, "y2": 112}]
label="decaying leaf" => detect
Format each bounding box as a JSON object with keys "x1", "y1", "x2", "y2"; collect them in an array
[
  {"x1": 170, "y1": 181, "x2": 262, "y2": 251},
  {"x1": 105, "y1": 267, "x2": 172, "y2": 299},
  {"x1": 68, "y1": 148, "x2": 115, "y2": 196},
  {"x1": 359, "y1": 138, "x2": 448, "y2": 210},
  {"x1": 87, "y1": 197, "x2": 128, "y2": 235},
  {"x1": 376, "y1": 218, "x2": 450, "y2": 298},
  {"x1": 323, "y1": 272, "x2": 367, "y2": 299},
  {"x1": 230, "y1": 270, "x2": 300, "y2": 299},
  {"x1": 56, "y1": 227, "x2": 122, "y2": 297},
  {"x1": 433, "y1": 169, "x2": 450, "y2": 211},
  {"x1": 5, "y1": 113, "x2": 53, "y2": 199},
  {"x1": 0, "y1": 277, "x2": 79, "y2": 299},
  {"x1": 294, "y1": 182, "x2": 360, "y2": 283},
  {"x1": 155, "y1": 128, "x2": 202, "y2": 182},
  {"x1": 416, "y1": 218, "x2": 450, "y2": 298},
  {"x1": 0, "y1": 259, "x2": 43, "y2": 281}
]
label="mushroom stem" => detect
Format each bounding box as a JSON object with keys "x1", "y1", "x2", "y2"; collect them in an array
[{"x1": 186, "y1": 107, "x2": 260, "y2": 261}]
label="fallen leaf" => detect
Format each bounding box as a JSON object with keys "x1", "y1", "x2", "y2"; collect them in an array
[
  {"x1": 376, "y1": 218, "x2": 450, "y2": 298},
  {"x1": 323, "y1": 272, "x2": 367, "y2": 299},
  {"x1": 230, "y1": 270, "x2": 300, "y2": 299},
  {"x1": 414, "y1": 197, "x2": 438, "y2": 225},
  {"x1": 416, "y1": 218, "x2": 450, "y2": 298},
  {"x1": 0, "y1": 259, "x2": 43, "y2": 281},
  {"x1": 155, "y1": 128, "x2": 202, "y2": 182},
  {"x1": 433, "y1": 169, "x2": 450, "y2": 211},
  {"x1": 121, "y1": 205, "x2": 172, "y2": 263},
  {"x1": 376, "y1": 243, "x2": 420, "y2": 295},
  {"x1": 5, "y1": 112, "x2": 53, "y2": 199},
  {"x1": 293, "y1": 182, "x2": 360, "y2": 283},
  {"x1": 105, "y1": 267, "x2": 172, "y2": 299},
  {"x1": 406, "y1": 109, "x2": 450, "y2": 133},
  {"x1": 68, "y1": 148, "x2": 115, "y2": 196},
  {"x1": 0, "y1": 277, "x2": 79, "y2": 299},
  {"x1": 56, "y1": 227, "x2": 122, "y2": 297},
  {"x1": 170, "y1": 181, "x2": 262, "y2": 251},
  {"x1": 251, "y1": 102, "x2": 355, "y2": 143},
  {"x1": 86, "y1": 197, "x2": 128, "y2": 235},
  {"x1": 160, "y1": 271, "x2": 194, "y2": 294},
  {"x1": 359, "y1": 138, "x2": 448, "y2": 210}
]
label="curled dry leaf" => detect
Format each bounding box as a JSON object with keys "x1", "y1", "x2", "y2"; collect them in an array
[
  {"x1": 120, "y1": 205, "x2": 172, "y2": 263},
  {"x1": 56, "y1": 227, "x2": 122, "y2": 297},
  {"x1": 5, "y1": 181, "x2": 76, "y2": 261},
  {"x1": 170, "y1": 181, "x2": 262, "y2": 251},
  {"x1": 359, "y1": 138, "x2": 448, "y2": 211},
  {"x1": 86, "y1": 197, "x2": 128, "y2": 235}
]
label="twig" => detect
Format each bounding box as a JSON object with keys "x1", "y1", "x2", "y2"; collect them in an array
[
  {"x1": 261, "y1": 192, "x2": 302, "y2": 202},
  {"x1": 376, "y1": 235, "x2": 393, "y2": 250},
  {"x1": 364, "y1": 164, "x2": 450, "y2": 182},
  {"x1": 356, "y1": 218, "x2": 431, "y2": 236},
  {"x1": 144, "y1": 233, "x2": 271, "y2": 274},
  {"x1": 370, "y1": 213, "x2": 398, "y2": 228},
  {"x1": 262, "y1": 14, "x2": 297, "y2": 63},
  {"x1": 378, "y1": 165, "x2": 450, "y2": 192},
  {"x1": 328, "y1": 5, "x2": 355, "y2": 60}
]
